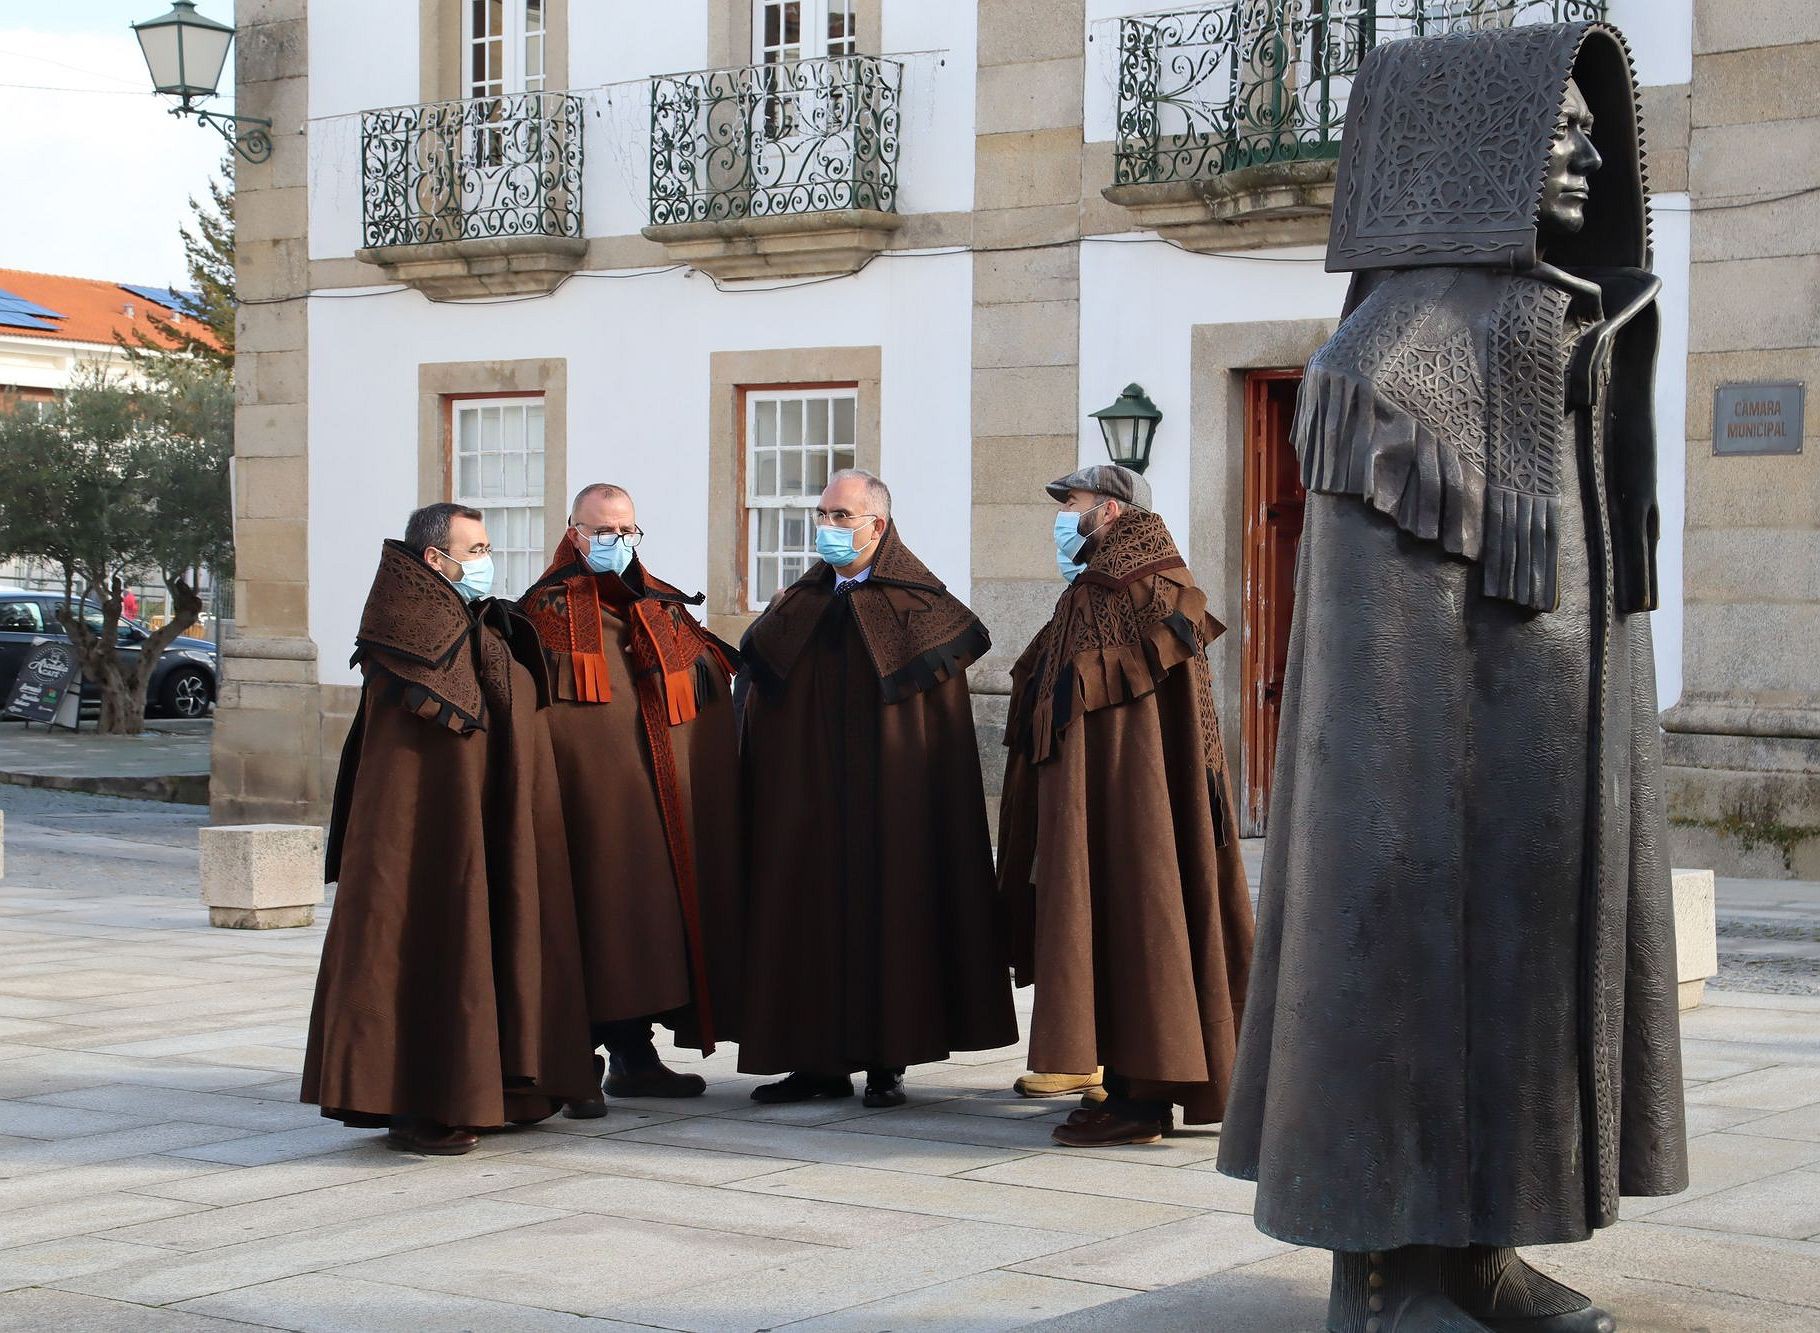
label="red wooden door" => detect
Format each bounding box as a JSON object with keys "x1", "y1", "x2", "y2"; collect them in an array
[{"x1": 1240, "y1": 371, "x2": 1307, "y2": 837}]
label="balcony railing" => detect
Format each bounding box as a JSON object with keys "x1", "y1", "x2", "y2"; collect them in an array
[
  {"x1": 361, "y1": 91, "x2": 584, "y2": 248},
  {"x1": 1113, "y1": 0, "x2": 1607, "y2": 189},
  {"x1": 648, "y1": 54, "x2": 902, "y2": 226}
]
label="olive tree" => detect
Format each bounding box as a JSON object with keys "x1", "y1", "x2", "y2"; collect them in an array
[{"x1": 0, "y1": 364, "x2": 232, "y2": 734}]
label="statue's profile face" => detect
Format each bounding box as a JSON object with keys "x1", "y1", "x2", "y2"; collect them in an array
[{"x1": 1538, "y1": 79, "x2": 1602, "y2": 235}]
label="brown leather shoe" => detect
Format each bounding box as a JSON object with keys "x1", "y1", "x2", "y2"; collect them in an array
[
  {"x1": 563, "y1": 1054, "x2": 610, "y2": 1119},
  {"x1": 1050, "y1": 1107, "x2": 1164, "y2": 1147},
  {"x1": 1065, "y1": 1104, "x2": 1174, "y2": 1136},
  {"x1": 386, "y1": 1118, "x2": 480, "y2": 1155}
]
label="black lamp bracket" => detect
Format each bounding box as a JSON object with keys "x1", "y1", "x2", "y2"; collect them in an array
[{"x1": 173, "y1": 98, "x2": 273, "y2": 163}]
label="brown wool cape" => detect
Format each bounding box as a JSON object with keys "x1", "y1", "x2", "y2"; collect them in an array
[
  {"x1": 737, "y1": 522, "x2": 1018, "y2": 1074},
  {"x1": 519, "y1": 539, "x2": 744, "y2": 1051},
  {"x1": 302, "y1": 541, "x2": 596, "y2": 1129},
  {"x1": 996, "y1": 509, "x2": 1255, "y2": 1124}
]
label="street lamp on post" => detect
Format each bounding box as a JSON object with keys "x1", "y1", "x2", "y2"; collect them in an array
[
  {"x1": 1089, "y1": 383, "x2": 1163, "y2": 475},
  {"x1": 132, "y1": 1, "x2": 272, "y2": 164}
]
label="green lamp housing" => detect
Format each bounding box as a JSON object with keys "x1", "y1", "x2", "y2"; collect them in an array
[
  {"x1": 133, "y1": 0, "x2": 234, "y2": 102},
  {"x1": 1089, "y1": 383, "x2": 1163, "y2": 475}
]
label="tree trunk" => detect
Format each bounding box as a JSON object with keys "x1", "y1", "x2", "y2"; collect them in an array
[{"x1": 98, "y1": 666, "x2": 147, "y2": 735}]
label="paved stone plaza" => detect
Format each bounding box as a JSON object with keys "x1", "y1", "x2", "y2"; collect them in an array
[{"x1": 0, "y1": 791, "x2": 1818, "y2": 1331}]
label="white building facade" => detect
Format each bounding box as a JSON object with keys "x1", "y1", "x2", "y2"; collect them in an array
[{"x1": 219, "y1": 0, "x2": 1702, "y2": 850}]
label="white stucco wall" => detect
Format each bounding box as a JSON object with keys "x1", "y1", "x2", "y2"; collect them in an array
[
  {"x1": 1077, "y1": 241, "x2": 1347, "y2": 546},
  {"x1": 306, "y1": 251, "x2": 973, "y2": 686}
]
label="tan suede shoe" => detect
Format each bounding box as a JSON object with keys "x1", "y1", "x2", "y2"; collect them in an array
[{"x1": 1014, "y1": 1068, "x2": 1106, "y2": 1098}]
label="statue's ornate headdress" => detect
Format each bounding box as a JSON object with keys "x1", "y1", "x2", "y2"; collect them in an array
[{"x1": 1327, "y1": 22, "x2": 1648, "y2": 274}]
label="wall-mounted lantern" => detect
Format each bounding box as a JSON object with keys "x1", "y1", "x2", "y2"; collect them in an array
[
  {"x1": 1089, "y1": 383, "x2": 1163, "y2": 475},
  {"x1": 133, "y1": 1, "x2": 272, "y2": 163}
]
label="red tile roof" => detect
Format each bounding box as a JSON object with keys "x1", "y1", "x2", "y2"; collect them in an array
[{"x1": 0, "y1": 267, "x2": 222, "y2": 352}]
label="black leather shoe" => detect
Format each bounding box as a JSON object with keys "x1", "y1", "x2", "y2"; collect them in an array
[
  {"x1": 750, "y1": 1072, "x2": 854, "y2": 1104},
  {"x1": 605, "y1": 1063, "x2": 708, "y2": 1098},
  {"x1": 562, "y1": 1054, "x2": 609, "y2": 1120},
  {"x1": 862, "y1": 1072, "x2": 907, "y2": 1108}
]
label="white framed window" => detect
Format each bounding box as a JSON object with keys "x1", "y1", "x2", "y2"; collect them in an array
[
  {"x1": 466, "y1": 0, "x2": 546, "y2": 99},
  {"x1": 752, "y1": 1, "x2": 859, "y2": 145},
  {"x1": 744, "y1": 386, "x2": 857, "y2": 610},
  {"x1": 754, "y1": 0, "x2": 856, "y2": 64},
  {"x1": 451, "y1": 396, "x2": 545, "y2": 599}
]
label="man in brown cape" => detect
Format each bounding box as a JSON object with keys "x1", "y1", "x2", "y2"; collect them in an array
[
  {"x1": 997, "y1": 465, "x2": 1255, "y2": 1147},
  {"x1": 738, "y1": 469, "x2": 1017, "y2": 1107},
  {"x1": 302, "y1": 503, "x2": 595, "y2": 1155},
  {"x1": 519, "y1": 483, "x2": 743, "y2": 1114}
]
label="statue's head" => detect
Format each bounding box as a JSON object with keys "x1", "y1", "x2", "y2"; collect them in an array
[
  {"x1": 1327, "y1": 22, "x2": 1648, "y2": 274},
  {"x1": 1538, "y1": 78, "x2": 1602, "y2": 238}
]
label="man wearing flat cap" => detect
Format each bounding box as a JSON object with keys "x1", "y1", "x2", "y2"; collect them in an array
[{"x1": 997, "y1": 464, "x2": 1254, "y2": 1147}]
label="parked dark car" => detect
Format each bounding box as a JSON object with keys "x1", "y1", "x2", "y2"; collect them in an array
[{"x1": 0, "y1": 589, "x2": 218, "y2": 719}]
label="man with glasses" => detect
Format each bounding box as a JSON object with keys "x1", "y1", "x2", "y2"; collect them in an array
[
  {"x1": 737, "y1": 469, "x2": 1016, "y2": 1108},
  {"x1": 520, "y1": 483, "x2": 744, "y2": 1115},
  {"x1": 303, "y1": 503, "x2": 595, "y2": 1155}
]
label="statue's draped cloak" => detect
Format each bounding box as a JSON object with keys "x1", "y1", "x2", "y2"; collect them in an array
[
  {"x1": 736, "y1": 524, "x2": 1017, "y2": 1074},
  {"x1": 995, "y1": 511, "x2": 1255, "y2": 1123},
  {"x1": 303, "y1": 541, "x2": 595, "y2": 1129},
  {"x1": 1216, "y1": 21, "x2": 1687, "y2": 1249},
  {"x1": 519, "y1": 548, "x2": 745, "y2": 1052}
]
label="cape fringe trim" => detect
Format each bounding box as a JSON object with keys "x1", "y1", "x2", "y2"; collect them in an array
[
  {"x1": 1295, "y1": 365, "x2": 1557, "y2": 612},
  {"x1": 877, "y1": 619, "x2": 990, "y2": 706},
  {"x1": 1024, "y1": 594, "x2": 1219, "y2": 766},
  {"x1": 573, "y1": 649, "x2": 612, "y2": 704},
  {"x1": 359, "y1": 655, "x2": 485, "y2": 735}
]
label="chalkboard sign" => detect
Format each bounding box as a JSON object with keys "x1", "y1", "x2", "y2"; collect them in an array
[{"x1": 3, "y1": 642, "x2": 81, "y2": 726}]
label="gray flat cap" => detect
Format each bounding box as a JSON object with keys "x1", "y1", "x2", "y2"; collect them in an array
[{"x1": 1045, "y1": 463, "x2": 1152, "y2": 512}]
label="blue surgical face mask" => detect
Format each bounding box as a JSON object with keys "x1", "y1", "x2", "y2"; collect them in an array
[
  {"x1": 1053, "y1": 507, "x2": 1098, "y2": 583},
  {"x1": 815, "y1": 519, "x2": 876, "y2": 570},
  {"x1": 584, "y1": 533, "x2": 634, "y2": 577},
  {"x1": 438, "y1": 550, "x2": 494, "y2": 603}
]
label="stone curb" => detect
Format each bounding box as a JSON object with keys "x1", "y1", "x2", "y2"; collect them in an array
[{"x1": 0, "y1": 769, "x2": 210, "y2": 806}]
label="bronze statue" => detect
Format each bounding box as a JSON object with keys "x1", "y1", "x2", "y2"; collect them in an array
[{"x1": 1215, "y1": 23, "x2": 1688, "y2": 1333}]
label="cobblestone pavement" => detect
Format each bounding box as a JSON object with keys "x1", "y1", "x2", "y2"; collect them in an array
[{"x1": 0, "y1": 791, "x2": 1817, "y2": 1331}]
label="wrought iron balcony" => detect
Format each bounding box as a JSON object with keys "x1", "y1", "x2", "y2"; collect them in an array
[
  {"x1": 643, "y1": 55, "x2": 904, "y2": 280},
  {"x1": 1107, "y1": 0, "x2": 1606, "y2": 248},
  {"x1": 356, "y1": 91, "x2": 586, "y2": 299}
]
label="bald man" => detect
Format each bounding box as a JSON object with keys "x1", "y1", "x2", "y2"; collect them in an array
[{"x1": 520, "y1": 484, "x2": 744, "y2": 1116}]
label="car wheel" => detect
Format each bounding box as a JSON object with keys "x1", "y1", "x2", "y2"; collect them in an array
[{"x1": 162, "y1": 667, "x2": 214, "y2": 719}]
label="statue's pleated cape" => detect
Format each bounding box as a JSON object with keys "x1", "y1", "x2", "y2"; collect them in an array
[
  {"x1": 1217, "y1": 19, "x2": 1688, "y2": 1250},
  {"x1": 303, "y1": 541, "x2": 595, "y2": 1128},
  {"x1": 1216, "y1": 273, "x2": 1688, "y2": 1249},
  {"x1": 996, "y1": 510, "x2": 1255, "y2": 1123},
  {"x1": 519, "y1": 545, "x2": 745, "y2": 1053},
  {"x1": 736, "y1": 523, "x2": 1017, "y2": 1073}
]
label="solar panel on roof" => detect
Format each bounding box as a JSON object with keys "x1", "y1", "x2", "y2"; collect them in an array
[
  {"x1": 119, "y1": 284, "x2": 201, "y2": 317},
  {"x1": 0, "y1": 287, "x2": 64, "y2": 320},
  {"x1": 0, "y1": 312, "x2": 59, "y2": 331}
]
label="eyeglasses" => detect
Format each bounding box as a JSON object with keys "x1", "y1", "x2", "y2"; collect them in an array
[
  {"x1": 574, "y1": 524, "x2": 644, "y2": 547},
  {"x1": 814, "y1": 509, "x2": 878, "y2": 526},
  {"x1": 434, "y1": 543, "x2": 492, "y2": 559}
]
